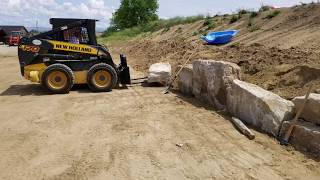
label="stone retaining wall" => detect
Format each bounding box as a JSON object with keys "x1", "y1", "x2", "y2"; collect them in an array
[
  {"x1": 280, "y1": 120, "x2": 320, "y2": 158},
  {"x1": 192, "y1": 60, "x2": 241, "y2": 110},
  {"x1": 177, "y1": 59, "x2": 320, "y2": 157},
  {"x1": 227, "y1": 79, "x2": 294, "y2": 137}
]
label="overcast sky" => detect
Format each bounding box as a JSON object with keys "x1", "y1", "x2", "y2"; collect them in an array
[{"x1": 0, "y1": 0, "x2": 315, "y2": 29}]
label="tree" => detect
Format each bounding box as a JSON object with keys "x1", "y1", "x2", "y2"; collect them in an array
[{"x1": 111, "y1": 0, "x2": 159, "y2": 29}]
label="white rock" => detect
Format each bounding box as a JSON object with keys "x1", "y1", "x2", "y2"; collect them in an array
[
  {"x1": 192, "y1": 60, "x2": 241, "y2": 110},
  {"x1": 148, "y1": 63, "x2": 171, "y2": 85},
  {"x1": 178, "y1": 64, "x2": 193, "y2": 95},
  {"x1": 227, "y1": 79, "x2": 294, "y2": 137},
  {"x1": 292, "y1": 93, "x2": 320, "y2": 125},
  {"x1": 280, "y1": 120, "x2": 320, "y2": 157}
]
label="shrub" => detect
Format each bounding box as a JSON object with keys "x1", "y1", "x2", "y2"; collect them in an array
[
  {"x1": 250, "y1": 11, "x2": 259, "y2": 18},
  {"x1": 238, "y1": 9, "x2": 249, "y2": 15},
  {"x1": 162, "y1": 27, "x2": 170, "y2": 33},
  {"x1": 199, "y1": 29, "x2": 208, "y2": 36},
  {"x1": 259, "y1": 5, "x2": 272, "y2": 12},
  {"x1": 248, "y1": 19, "x2": 253, "y2": 27},
  {"x1": 264, "y1": 10, "x2": 281, "y2": 19},
  {"x1": 248, "y1": 25, "x2": 260, "y2": 32},
  {"x1": 203, "y1": 16, "x2": 216, "y2": 30},
  {"x1": 176, "y1": 27, "x2": 183, "y2": 33},
  {"x1": 206, "y1": 22, "x2": 215, "y2": 30},
  {"x1": 230, "y1": 15, "x2": 240, "y2": 24},
  {"x1": 203, "y1": 16, "x2": 211, "y2": 26}
]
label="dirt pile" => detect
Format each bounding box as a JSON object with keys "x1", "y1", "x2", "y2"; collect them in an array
[{"x1": 109, "y1": 3, "x2": 320, "y2": 99}]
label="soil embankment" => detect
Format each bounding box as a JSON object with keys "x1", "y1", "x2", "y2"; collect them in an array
[{"x1": 109, "y1": 4, "x2": 320, "y2": 99}]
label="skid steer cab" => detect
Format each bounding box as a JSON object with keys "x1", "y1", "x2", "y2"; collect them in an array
[{"x1": 18, "y1": 18, "x2": 131, "y2": 94}]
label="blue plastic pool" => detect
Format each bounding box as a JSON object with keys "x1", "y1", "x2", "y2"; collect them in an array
[{"x1": 201, "y1": 30, "x2": 238, "y2": 45}]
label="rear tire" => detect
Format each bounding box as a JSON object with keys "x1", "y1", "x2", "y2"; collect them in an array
[
  {"x1": 41, "y1": 64, "x2": 74, "y2": 94},
  {"x1": 87, "y1": 63, "x2": 118, "y2": 92}
]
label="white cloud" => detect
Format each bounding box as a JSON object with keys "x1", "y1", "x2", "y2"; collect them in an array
[
  {"x1": 0, "y1": 0, "x2": 114, "y2": 29},
  {"x1": 0, "y1": 0, "x2": 315, "y2": 30}
]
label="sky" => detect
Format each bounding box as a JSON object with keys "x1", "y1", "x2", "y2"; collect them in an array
[{"x1": 0, "y1": 0, "x2": 316, "y2": 29}]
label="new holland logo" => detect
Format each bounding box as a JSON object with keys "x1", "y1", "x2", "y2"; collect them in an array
[
  {"x1": 55, "y1": 44, "x2": 92, "y2": 53},
  {"x1": 49, "y1": 41, "x2": 98, "y2": 55}
]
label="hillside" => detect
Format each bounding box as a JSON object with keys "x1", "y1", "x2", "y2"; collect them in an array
[{"x1": 105, "y1": 3, "x2": 320, "y2": 99}]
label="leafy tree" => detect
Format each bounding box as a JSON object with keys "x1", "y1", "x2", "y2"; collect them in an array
[{"x1": 111, "y1": 0, "x2": 159, "y2": 29}]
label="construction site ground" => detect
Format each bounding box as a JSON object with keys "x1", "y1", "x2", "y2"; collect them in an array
[{"x1": 0, "y1": 45, "x2": 319, "y2": 180}]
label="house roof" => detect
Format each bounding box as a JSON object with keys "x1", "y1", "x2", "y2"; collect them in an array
[{"x1": 0, "y1": 26, "x2": 28, "y2": 35}]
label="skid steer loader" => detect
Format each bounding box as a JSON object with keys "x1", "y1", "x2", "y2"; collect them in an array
[{"x1": 18, "y1": 18, "x2": 131, "y2": 94}]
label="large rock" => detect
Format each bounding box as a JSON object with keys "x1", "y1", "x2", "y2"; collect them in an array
[
  {"x1": 292, "y1": 93, "x2": 320, "y2": 125},
  {"x1": 227, "y1": 79, "x2": 294, "y2": 137},
  {"x1": 280, "y1": 120, "x2": 320, "y2": 158},
  {"x1": 192, "y1": 60, "x2": 241, "y2": 110},
  {"x1": 178, "y1": 64, "x2": 193, "y2": 95},
  {"x1": 148, "y1": 63, "x2": 171, "y2": 85}
]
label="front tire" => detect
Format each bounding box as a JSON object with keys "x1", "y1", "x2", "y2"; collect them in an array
[
  {"x1": 41, "y1": 64, "x2": 74, "y2": 94},
  {"x1": 87, "y1": 63, "x2": 118, "y2": 92}
]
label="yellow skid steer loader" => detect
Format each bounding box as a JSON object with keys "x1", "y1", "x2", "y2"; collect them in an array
[{"x1": 18, "y1": 18, "x2": 131, "y2": 94}]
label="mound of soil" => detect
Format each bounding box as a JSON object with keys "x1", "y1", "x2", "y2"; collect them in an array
[{"x1": 109, "y1": 4, "x2": 320, "y2": 99}]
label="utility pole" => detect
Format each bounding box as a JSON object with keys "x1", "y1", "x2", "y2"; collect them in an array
[{"x1": 36, "y1": 20, "x2": 39, "y2": 33}]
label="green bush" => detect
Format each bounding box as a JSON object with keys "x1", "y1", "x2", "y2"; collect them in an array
[
  {"x1": 203, "y1": 16, "x2": 216, "y2": 30},
  {"x1": 203, "y1": 16, "x2": 212, "y2": 26},
  {"x1": 249, "y1": 26, "x2": 260, "y2": 32},
  {"x1": 229, "y1": 15, "x2": 240, "y2": 24},
  {"x1": 259, "y1": 5, "x2": 272, "y2": 12},
  {"x1": 264, "y1": 10, "x2": 281, "y2": 19},
  {"x1": 176, "y1": 27, "x2": 183, "y2": 33},
  {"x1": 247, "y1": 17, "x2": 260, "y2": 32},
  {"x1": 199, "y1": 29, "x2": 208, "y2": 36},
  {"x1": 238, "y1": 9, "x2": 248, "y2": 15},
  {"x1": 206, "y1": 22, "x2": 215, "y2": 30},
  {"x1": 250, "y1": 11, "x2": 259, "y2": 18},
  {"x1": 162, "y1": 27, "x2": 170, "y2": 33},
  {"x1": 248, "y1": 19, "x2": 253, "y2": 27}
]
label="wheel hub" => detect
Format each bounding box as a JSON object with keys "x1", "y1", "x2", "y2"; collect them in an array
[
  {"x1": 93, "y1": 70, "x2": 111, "y2": 88},
  {"x1": 47, "y1": 71, "x2": 67, "y2": 90}
]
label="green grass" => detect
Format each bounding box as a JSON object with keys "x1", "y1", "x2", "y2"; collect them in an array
[{"x1": 100, "y1": 15, "x2": 205, "y2": 42}]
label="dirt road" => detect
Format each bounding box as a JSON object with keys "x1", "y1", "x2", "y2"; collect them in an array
[{"x1": 0, "y1": 45, "x2": 319, "y2": 180}]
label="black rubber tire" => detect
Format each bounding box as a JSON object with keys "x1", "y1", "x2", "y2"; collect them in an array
[
  {"x1": 87, "y1": 63, "x2": 118, "y2": 92},
  {"x1": 41, "y1": 64, "x2": 75, "y2": 94}
]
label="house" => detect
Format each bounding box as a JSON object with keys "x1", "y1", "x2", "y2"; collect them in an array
[{"x1": 0, "y1": 26, "x2": 28, "y2": 43}]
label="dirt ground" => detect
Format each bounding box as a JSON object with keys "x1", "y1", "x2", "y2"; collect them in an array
[
  {"x1": 0, "y1": 45, "x2": 320, "y2": 179},
  {"x1": 110, "y1": 4, "x2": 320, "y2": 99}
]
